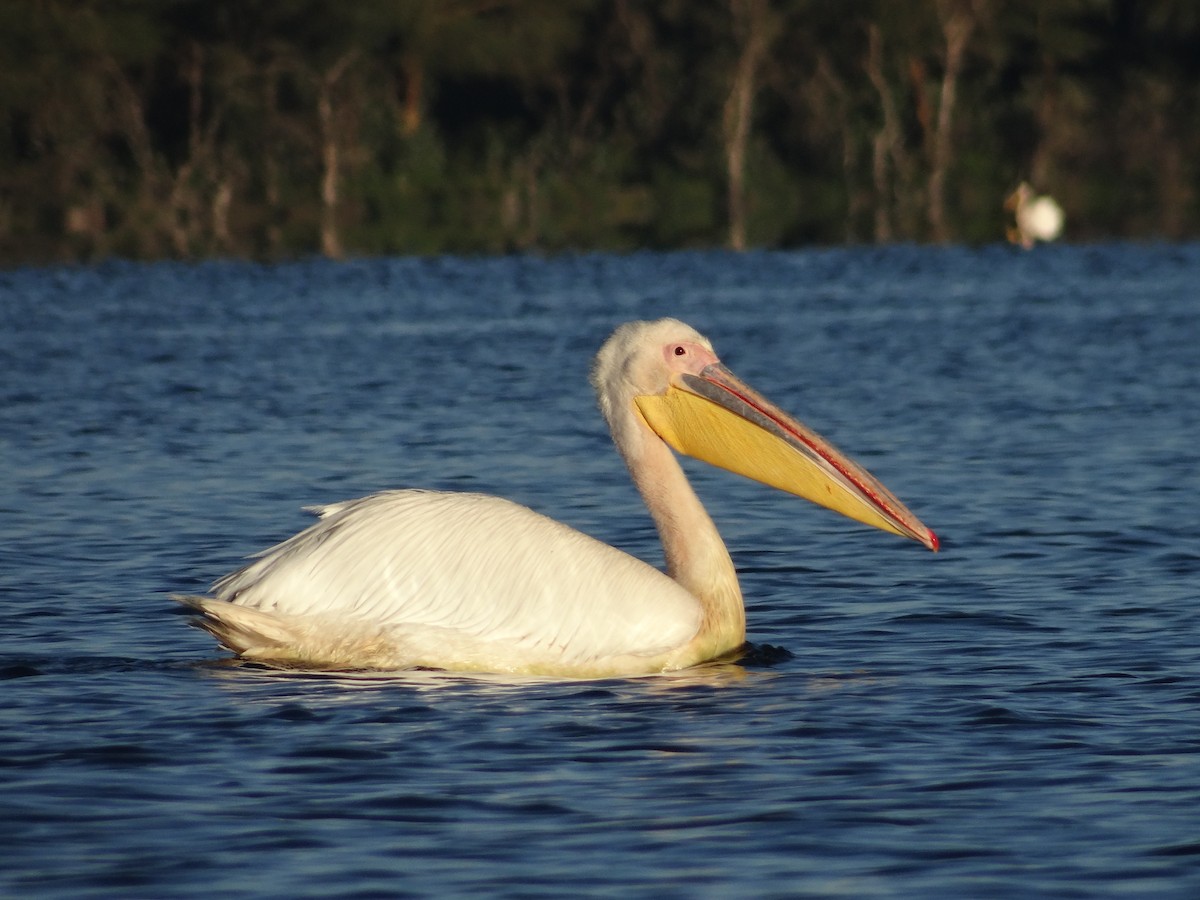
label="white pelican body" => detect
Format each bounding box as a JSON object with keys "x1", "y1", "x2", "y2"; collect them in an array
[
  {"x1": 178, "y1": 319, "x2": 937, "y2": 677},
  {"x1": 1006, "y1": 181, "x2": 1064, "y2": 249}
]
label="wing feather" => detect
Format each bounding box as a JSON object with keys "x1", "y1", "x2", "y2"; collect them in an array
[{"x1": 211, "y1": 490, "x2": 701, "y2": 666}]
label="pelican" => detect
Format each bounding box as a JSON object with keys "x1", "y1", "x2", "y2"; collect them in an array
[
  {"x1": 1005, "y1": 181, "x2": 1064, "y2": 249},
  {"x1": 177, "y1": 319, "x2": 937, "y2": 677}
]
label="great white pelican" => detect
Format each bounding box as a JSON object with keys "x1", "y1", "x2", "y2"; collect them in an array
[
  {"x1": 1006, "y1": 181, "x2": 1064, "y2": 249},
  {"x1": 177, "y1": 318, "x2": 937, "y2": 677}
]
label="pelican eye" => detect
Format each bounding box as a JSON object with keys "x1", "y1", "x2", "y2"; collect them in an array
[{"x1": 673, "y1": 345, "x2": 686, "y2": 356}]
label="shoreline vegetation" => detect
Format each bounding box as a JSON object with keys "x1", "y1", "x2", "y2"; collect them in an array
[{"x1": 2, "y1": 1, "x2": 1197, "y2": 265}]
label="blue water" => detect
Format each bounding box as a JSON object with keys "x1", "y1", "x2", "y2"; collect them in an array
[{"x1": 1, "y1": 245, "x2": 1198, "y2": 898}]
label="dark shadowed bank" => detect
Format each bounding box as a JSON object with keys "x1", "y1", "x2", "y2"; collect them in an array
[{"x1": 2, "y1": 0, "x2": 1199, "y2": 265}]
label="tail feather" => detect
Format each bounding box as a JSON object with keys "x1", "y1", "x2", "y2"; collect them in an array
[{"x1": 172, "y1": 595, "x2": 299, "y2": 658}]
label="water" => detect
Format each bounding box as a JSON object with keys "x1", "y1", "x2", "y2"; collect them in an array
[{"x1": 1, "y1": 245, "x2": 1198, "y2": 897}]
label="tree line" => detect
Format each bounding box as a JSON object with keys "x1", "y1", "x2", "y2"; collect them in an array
[{"x1": 2, "y1": 0, "x2": 1197, "y2": 265}]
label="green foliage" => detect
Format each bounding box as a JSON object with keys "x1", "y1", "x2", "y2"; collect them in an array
[{"x1": 1, "y1": 0, "x2": 1198, "y2": 263}]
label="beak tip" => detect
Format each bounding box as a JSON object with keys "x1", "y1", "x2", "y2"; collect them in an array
[{"x1": 927, "y1": 530, "x2": 941, "y2": 552}]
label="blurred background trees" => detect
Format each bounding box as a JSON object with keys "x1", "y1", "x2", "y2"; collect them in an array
[{"x1": 1, "y1": 0, "x2": 1197, "y2": 263}]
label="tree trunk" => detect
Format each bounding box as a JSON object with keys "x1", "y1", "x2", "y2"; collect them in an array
[
  {"x1": 400, "y1": 56, "x2": 423, "y2": 137},
  {"x1": 213, "y1": 180, "x2": 233, "y2": 251},
  {"x1": 865, "y1": 24, "x2": 902, "y2": 242},
  {"x1": 928, "y1": 1, "x2": 982, "y2": 242},
  {"x1": 102, "y1": 57, "x2": 168, "y2": 255},
  {"x1": 813, "y1": 55, "x2": 861, "y2": 243},
  {"x1": 317, "y1": 82, "x2": 341, "y2": 259},
  {"x1": 261, "y1": 69, "x2": 284, "y2": 255},
  {"x1": 723, "y1": 0, "x2": 770, "y2": 252},
  {"x1": 318, "y1": 52, "x2": 357, "y2": 260}
]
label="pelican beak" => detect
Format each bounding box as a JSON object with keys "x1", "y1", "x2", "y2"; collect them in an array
[{"x1": 635, "y1": 363, "x2": 939, "y2": 551}]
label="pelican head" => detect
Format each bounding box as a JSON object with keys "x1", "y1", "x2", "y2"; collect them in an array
[{"x1": 592, "y1": 319, "x2": 938, "y2": 551}]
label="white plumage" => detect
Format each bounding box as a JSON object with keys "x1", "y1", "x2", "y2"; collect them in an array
[
  {"x1": 1007, "y1": 182, "x2": 1064, "y2": 249},
  {"x1": 196, "y1": 490, "x2": 700, "y2": 673},
  {"x1": 177, "y1": 318, "x2": 936, "y2": 677}
]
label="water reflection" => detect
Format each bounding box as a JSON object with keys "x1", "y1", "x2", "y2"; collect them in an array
[{"x1": 197, "y1": 656, "x2": 758, "y2": 695}]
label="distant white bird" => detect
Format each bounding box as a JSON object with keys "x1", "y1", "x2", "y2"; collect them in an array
[
  {"x1": 177, "y1": 318, "x2": 937, "y2": 677},
  {"x1": 1006, "y1": 181, "x2": 1064, "y2": 249}
]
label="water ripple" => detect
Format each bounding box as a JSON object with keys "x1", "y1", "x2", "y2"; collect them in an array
[{"x1": 2, "y1": 246, "x2": 1199, "y2": 898}]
